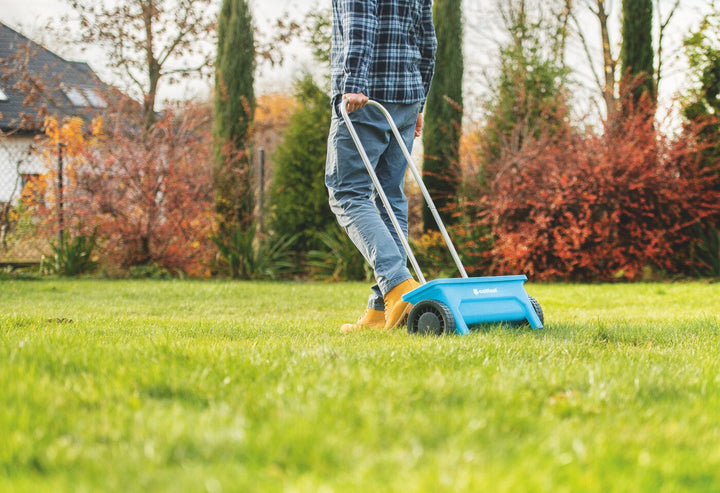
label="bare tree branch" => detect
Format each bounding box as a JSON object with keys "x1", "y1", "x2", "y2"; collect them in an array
[
  {"x1": 570, "y1": 9, "x2": 605, "y2": 95},
  {"x1": 655, "y1": 0, "x2": 681, "y2": 93},
  {"x1": 62, "y1": 0, "x2": 217, "y2": 126}
]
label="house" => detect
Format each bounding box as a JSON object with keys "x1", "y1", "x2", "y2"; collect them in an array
[
  {"x1": 0, "y1": 21, "x2": 111, "y2": 206},
  {"x1": 1, "y1": 21, "x2": 121, "y2": 262}
]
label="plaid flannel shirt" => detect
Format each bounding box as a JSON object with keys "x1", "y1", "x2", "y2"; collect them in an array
[{"x1": 331, "y1": 0, "x2": 437, "y2": 105}]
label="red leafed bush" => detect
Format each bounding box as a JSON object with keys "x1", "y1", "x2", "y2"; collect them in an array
[
  {"x1": 464, "y1": 106, "x2": 720, "y2": 281},
  {"x1": 70, "y1": 104, "x2": 216, "y2": 277}
]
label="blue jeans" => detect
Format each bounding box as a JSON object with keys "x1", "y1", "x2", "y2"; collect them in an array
[{"x1": 325, "y1": 101, "x2": 421, "y2": 310}]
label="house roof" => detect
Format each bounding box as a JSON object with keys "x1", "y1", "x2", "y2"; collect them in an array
[{"x1": 0, "y1": 22, "x2": 113, "y2": 132}]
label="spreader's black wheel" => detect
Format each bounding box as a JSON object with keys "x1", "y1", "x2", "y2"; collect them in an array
[
  {"x1": 407, "y1": 300, "x2": 456, "y2": 336},
  {"x1": 528, "y1": 295, "x2": 544, "y2": 325}
]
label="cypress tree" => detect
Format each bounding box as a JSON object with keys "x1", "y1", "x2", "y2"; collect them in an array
[
  {"x1": 213, "y1": 0, "x2": 256, "y2": 239},
  {"x1": 422, "y1": 0, "x2": 463, "y2": 232},
  {"x1": 621, "y1": 0, "x2": 655, "y2": 105}
]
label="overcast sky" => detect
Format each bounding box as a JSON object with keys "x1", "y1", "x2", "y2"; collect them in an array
[
  {"x1": 2, "y1": 0, "x2": 319, "y2": 30},
  {"x1": 1, "y1": 0, "x2": 712, "y2": 122},
  {"x1": 1, "y1": 0, "x2": 324, "y2": 102}
]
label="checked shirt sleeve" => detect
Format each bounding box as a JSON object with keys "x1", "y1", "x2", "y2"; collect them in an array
[
  {"x1": 416, "y1": 0, "x2": 437, "y2": 99},
  {"x1": 339, "y1": 0, "x2": 379, "y2": 95}
]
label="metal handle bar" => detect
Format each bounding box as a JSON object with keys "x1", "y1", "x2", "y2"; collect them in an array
[{"x1": 339, "y1": 99, "x2": 468, "y2": 284}]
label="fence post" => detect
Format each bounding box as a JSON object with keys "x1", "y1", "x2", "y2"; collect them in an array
[
  {"x1": 57, "y1": 142, "x2": 64, "y2": 249},
  {"x1": 258, "y1": 147, "x2": 265, "y2": 232}
]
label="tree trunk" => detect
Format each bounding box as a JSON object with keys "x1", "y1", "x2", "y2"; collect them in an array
[{"x1": 597, "y1": 0, "x2": 619, "y2": 120}]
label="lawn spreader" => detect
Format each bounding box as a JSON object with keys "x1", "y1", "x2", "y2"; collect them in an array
[{"x1": 340, "y1": 99, "x2": 544, "y2": 335}]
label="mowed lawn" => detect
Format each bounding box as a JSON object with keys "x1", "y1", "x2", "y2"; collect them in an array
[{"x1": 1, "y1": 279, "x2": 719, "y2": 492}]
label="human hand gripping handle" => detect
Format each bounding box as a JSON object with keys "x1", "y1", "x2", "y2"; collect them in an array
[
  {"x1": 342, "y1": 93, "x2": 369, "y2": 112},
  {"x1": 343, "y1": 93, "x2": 424, "y2": 138}
]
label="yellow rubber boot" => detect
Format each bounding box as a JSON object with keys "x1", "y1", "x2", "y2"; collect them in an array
[
  {"x1": 340, "y1": 307, "x2": 385, "y2": 333},
  {"x1": 383, "y1": 278, "x2": 420, "y2": 329}
]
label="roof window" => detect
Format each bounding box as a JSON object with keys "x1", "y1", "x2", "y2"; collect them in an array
[
  {"x1": 82, "y1": 88, "x2": 107, "y2": 108},
  {"x1": 63, "y1": 87, "x2": 107, "y2": 108}
]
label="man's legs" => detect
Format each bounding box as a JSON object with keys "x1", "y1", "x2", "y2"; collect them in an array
[
  {"x1": 371, "y1": 113, "x2": 417, "y2": 294},
  {"x1": 326, "y1": 101, "x2": 421, "y2": 329}
]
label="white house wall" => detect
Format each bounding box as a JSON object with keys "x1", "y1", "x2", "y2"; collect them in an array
[{"x1": 0, "y1": 135, "x2": 46, "y2": 204}]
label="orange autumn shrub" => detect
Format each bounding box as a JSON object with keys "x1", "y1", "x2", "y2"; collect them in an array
[{"x1": 40, "y1": 104, "x2": 216, "y2": 277}]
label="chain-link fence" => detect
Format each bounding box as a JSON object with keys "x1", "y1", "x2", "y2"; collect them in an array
[{"x1": 0, "y1": 134, "x2": 49, "y2": 265}]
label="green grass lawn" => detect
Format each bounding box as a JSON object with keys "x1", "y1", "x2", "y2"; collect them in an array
[{"x1": 1, "y1": 279, "x2": 719, "y2": 492}]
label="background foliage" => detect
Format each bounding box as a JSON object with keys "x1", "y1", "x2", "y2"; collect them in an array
[
  {"x1": 621, "y1": 0, "x2": 656, "y2": 104},
  {"x1": 269, "y1": 76, "x2": 334, "y2": 254},
  {"x1": 36, "y1": 106, "x2": 216, "y2": 277},
  {"x1": 461, "y1": 96, "x2": 720, "y2": 281},
  {"x1": 422, "y1": 0, "x2": 463, "y2": 231},
  {"x1": 213, "y1": 0, "x2": 257, "y2": 277},
  {"x1": 3, "y1": 1, "x2": 720, "y2": 282}
]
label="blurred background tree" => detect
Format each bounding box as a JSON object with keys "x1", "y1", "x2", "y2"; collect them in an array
[
  {"x1": 682, "y1": 4, "x2": 720, "y2": 276},
  {"x1": 212, "y1": 0, "x2": 257, "y2": 277},
  {"x1": 63, "y1": 0, "x2": 217, "y2": 127},
  {"x1": 479, "y1": 0, "x2": 571, "y2": 171},
  {"x1": 423, "y1": 0, "x2": 463, "y2": 232},
  {"x1": 621, "y1": 0, "x2": 656, "y2": 107},
  {"x1": 268, "y1": 75, "x2": 332, "y2": 254}
]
